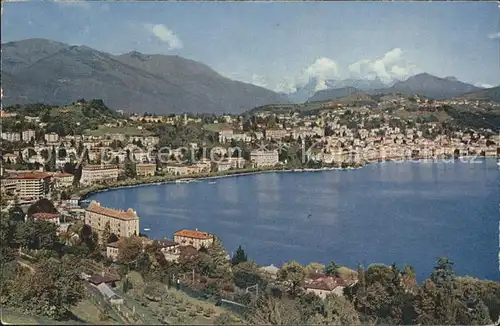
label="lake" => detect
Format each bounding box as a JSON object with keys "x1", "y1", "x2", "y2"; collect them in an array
[{"x1": 89, "y1": 158, "x2": 499, "y2": 282}]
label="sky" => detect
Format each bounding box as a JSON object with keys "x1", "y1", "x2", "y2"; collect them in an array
[{"x1": 2, "y1": 1, "x2": 500, "y2": 93}]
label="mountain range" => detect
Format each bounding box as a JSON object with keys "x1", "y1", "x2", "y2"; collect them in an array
[
  {"x1": 2, "y1": 38, "x2": 289, "y2": 114},
  {"x1": 2, "y1": 38, "x2": 498, "y2": 114},
  {"x1": 300, "y1": 73, "x2": 489, "y2": 103}
]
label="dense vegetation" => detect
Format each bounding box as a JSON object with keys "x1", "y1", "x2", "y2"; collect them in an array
[{"x1": 3, "y1": 99, "x2": 121, "y2": 136}]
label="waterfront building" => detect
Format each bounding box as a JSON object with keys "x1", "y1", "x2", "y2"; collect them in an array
[
  {"x1": 229, "y1": 157, "x2": 246, "y2": 169},
  {"x1": 85, "y1": 200, "x2": 140, "y2": 239},
  {"x1": 1, "y1": 172, "x2": 52, "y2": 201},
  {"x1": 52, "y1": 172, "x2": 74, "y2": 188},
  {"x1": 136, "y1": 163, "x2": 156, "y2": 177},
  {"x1": 216, "y1": 160, "x2": 232, "y2": 172},
  {"x1": 80, "y1": 164, "x2": 119, "y2": 185},
  {"x1": 250, "y1": 150, "x2": 279, "y2": 168},
  {"x1": 165, "y1": 163, "x2": 188, "y2": 176},
  {"x1": 173, "y1": 229, "x2": 214, "y2": 250}
]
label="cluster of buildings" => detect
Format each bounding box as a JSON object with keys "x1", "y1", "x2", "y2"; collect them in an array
[{"x1": 79, "y1": 199, "x2": 214, "y2": 262}]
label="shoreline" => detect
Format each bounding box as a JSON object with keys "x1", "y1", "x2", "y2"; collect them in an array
[{"x1": 75, "y1": 154, "x2": 497, "y2": 202}]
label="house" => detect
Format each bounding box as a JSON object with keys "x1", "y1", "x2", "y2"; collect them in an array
[
  {"x1": 88, "y1": 272, "x2": 121, "y2": 287},
  {"x1": 106, "y1": 241, "x2": 120, "y2": 261},
  {"x1": 174, "y1": 229, "x2": 214, "y2": 250},
  {"x1": 304, "y1": 275, "x2": 356, "y2": 299},
  {"x1": 157, "y1": 238, "x2": 180, "y2": 261},
  {"x1": 31, "y1": 212, "x2": 60, "y2": 225},
  {"x1": 96, "y1": 283, "x2": 124, "y2": 305},
  {"x1": 259, "y1": 264, "x2": 279, "y2": 279},
  {"x1": 52, "y1": 172, "x2": 74, "y2": 188},
  {"x1": 136, "y1": 163, "x2": 156, "y2": 177}
]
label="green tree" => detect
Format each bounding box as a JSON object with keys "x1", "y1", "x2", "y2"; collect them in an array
[
  {"x1": 324, "y1": 261, "x2": 340, "y2": 277},
  {"x1": 309, "y1": 294, "x2": 361, "y2": 325},
  {"x1": 231, "y1": 245, "x2": 248, "y2": 266},
  {"x1": 8, "y1": 257, "x2": 84, "y2": 320},
  {"x1": 102, "y1": 221, "x2": 111, "y2": 245},
  {"x1": 304, "y1": 262, "x2": 325, "y2": 275},
  {"x1": 118, "y1": 236, "x2": 143, "y2": 265},
  {"x1": 277, "y1": 260, "x2": 305, "y2": 295},
  {"x1": 206, "y1": 236, "x2": 232, "y2": 279},
  {"x1": 431, "y1": 257, "x2": 456, "y2": 286}
]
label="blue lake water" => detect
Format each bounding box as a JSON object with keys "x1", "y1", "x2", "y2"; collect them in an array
[{"x1": 89, "y1": 159, "x2": 499, "y2": 282}]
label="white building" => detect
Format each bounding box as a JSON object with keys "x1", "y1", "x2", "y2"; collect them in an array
[
  {"x1": 22, "y1": 130, "x2": 36, "y2": 142},
  {"x1": 1, "y1": 132, "x2": 21, "y2": 142},
  {"x1": 250, "y1": 150, "x2": 279, "y2": 168},
  {"x1": 45, "y1": 133, "x2": 60, "y2": 143}
]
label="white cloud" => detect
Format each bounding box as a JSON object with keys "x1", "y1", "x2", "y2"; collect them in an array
[
  {"x1": 348, "y1": 48, "x2": 417, "y2": 82},
  {"x1": 144, "y1": 23, "x2": 183, "y2": 50},
  {"x1": 291, "y1": 57, "x2": 340, "y2": 92},
  {"x1": 251, "y1": 74, "x2": 267, "y2": 88},
  {"x1": 487, "y1": 32, "x2": 500, "y2": 40},
  {"x1": 274, "y1": 80, "x2": 297, "y2": 93},
  {"x1": 250, "y1": 48, "x2": 421, "y2": 93},
  {"x1": 475, "y1": 83, "x2": 494, "y2": 88}
]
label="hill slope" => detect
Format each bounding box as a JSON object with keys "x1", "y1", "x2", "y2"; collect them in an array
[
  {"x1": 381, "y1": 73, "x2": 483, "y2": 99},
  {"x1": 1, "y1": 39, "x2": 289, "y2": 114},
  {"x1": 307, "y1": 87, "x2": 362, "y2": 102},
  {"x1": 457, "y1": 86, "x2": 500, "y2": 102}
]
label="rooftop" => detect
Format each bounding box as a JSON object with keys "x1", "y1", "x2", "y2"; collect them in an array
[
  {"x1": 82, "y1": 164, "x2": 119, "y2": 171},
  {"x1": 174, "y1": 229, "x2": 213, "y2": 240},
  {"x1": 7, "y1": 172, "x2": 52, "y2": 180},
  {"x1": 86, "y1": 200, "x2": 139, "y2": 221},
  {"x1": 32, "y1": 212, "x2": 60, "y2": 220}
]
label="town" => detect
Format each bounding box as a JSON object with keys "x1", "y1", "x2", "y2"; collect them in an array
[{"x1": 1, "y1": 95, "x2": 500, "y2": 325}]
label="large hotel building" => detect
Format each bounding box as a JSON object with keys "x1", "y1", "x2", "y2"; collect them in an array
[
  {"x1": 85, "y1": 200, "x2": 140, "y2": 239},
  {"x1": 250, "y1": 150, "x2": 279, "y2": 168},
  {"x1": 80, "y1": 164, "x2": 119, "y2": 185},
  {"x1": 1, "y1": 172, "x2": 52, "y2": 201}
]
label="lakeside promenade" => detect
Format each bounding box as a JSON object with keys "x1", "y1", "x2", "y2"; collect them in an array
[{"x1": 73, "y1": 153, "x2": 497, "y2": 202}]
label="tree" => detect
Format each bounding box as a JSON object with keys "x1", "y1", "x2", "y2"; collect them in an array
[
  {"x1": 124, "y1": 149, "x2": 137, "y2": 179},
  {"x1": 277, "y1": 260, "x2": 305, "y2": 295},
  {"x1": 324, "y1": 261, "x2": 340, "y2": 277},
  {"x1": 118, "y1": 236, "x2": 143, "y2": 265},
  {"x1": 8, "y1": 257, "x2": 84, "y2": 320},
  {"x1": 232, "y1": 261, "x2": 267, "y2": 290},
  {"x1": 14, "y1": 219, "x2": 58, "y2": 250},
  {"x1": 305, "y1": 262, "x2": 325, "y2": 276},
  {"x1": 431, "y1": 257, "x2": 456, "y2": 286},
  {"x1": 9, "y1": 205, "x2": 26, "y2": 223},
  {"x1": 247, "y1": 295, "x2": 304, "y2": 325},
  {"x1": 206, "y1": 236, "x2": 232, "y2": 279},
  {"x1": 309, "y1": 294, "x2": 361, "y2": 325},
  {"x1": 231, "y1": 245, "x2": 247, "y2": 266},
  {"x1": 102, "y1": 221, "x2": 111, "y2": 245}
]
